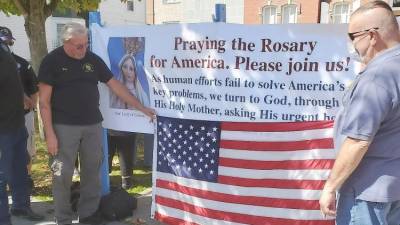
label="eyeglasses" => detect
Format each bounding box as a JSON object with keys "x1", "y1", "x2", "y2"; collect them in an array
[
  {"x1": 348, "y1": 27, "x2": 379, "y2": 41},
  {"x1": 68, "y1": 41, "x2": 88, "y2": 50}
]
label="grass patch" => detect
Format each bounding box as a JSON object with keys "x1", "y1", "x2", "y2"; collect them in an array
[
  {"x1": 31, "y1": 132, "x2": 53, "y2": 200},
  {"x1": 31, "y1": 128, "x2": 153, "y2": 200}
]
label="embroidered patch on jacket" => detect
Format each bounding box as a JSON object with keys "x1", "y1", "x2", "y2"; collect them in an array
[{"x1": 83, "y1": 63, "x2": 94, "y2": 72}]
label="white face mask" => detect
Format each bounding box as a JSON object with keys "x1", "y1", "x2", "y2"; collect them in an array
[
  {"x1": 347, "y1": 41, "x2": 362, "y2": 63},
  {"x1": 8, "y1": 44, "x2": 13, "y2": 53}
]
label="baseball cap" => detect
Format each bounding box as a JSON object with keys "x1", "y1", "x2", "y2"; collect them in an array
[{"x1": 0, "y1": 26, "x2": 15, "y2": 42}]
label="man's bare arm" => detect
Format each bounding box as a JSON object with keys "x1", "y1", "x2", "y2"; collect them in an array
[
  {"x1": 39, "y1": 83, "x2": 58, "y2": 155},
  {"x1": 319, "y1": 137, "x2": 370, "y2": 216}
]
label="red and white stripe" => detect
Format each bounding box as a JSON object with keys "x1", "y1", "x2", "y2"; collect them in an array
[{"x1": 153, "y1": 120, "x2": 335, "y2": 225}]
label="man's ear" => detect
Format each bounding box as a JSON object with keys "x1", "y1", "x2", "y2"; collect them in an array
[{"x1": 369, "y1": 30, "x2": 378, "y2": 46}]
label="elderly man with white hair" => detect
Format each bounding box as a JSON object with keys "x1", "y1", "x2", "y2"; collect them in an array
[{"x1": 38, "y1": 22, "x2": 155, "y2": 225}]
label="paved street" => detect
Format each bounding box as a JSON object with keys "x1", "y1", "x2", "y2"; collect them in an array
[{"x1": 12, "y1": 190, "x2": 164, "y2": 225}]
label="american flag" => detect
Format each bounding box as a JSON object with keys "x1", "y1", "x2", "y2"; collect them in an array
[{"x1": 152, "y1": 116, "x2": 335, "y2": 225}]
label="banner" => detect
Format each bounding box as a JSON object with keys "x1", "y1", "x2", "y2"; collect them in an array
[{"x1": 92, "y1": 23, "x2": 356, "y2": 224}]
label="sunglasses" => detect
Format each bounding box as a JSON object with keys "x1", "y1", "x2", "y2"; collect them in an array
[
  {"x1": 348, "y1": 27, "x2": 379, "y2": 41},
  {"x1": 68, "y1": 41, "x2": 89, "y2": 50}
]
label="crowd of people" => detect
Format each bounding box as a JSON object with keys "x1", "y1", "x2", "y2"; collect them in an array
[{"x1": 1, "y1": 1, "x2": 400, "y2": 225}]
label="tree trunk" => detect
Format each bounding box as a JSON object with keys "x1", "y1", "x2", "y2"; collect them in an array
[
  {"x1": 24, "y1": 0, "x2": 48, "y2": 74},
  {"x1": 23, "y1": 1, "x2": 49, "y2": 139}
]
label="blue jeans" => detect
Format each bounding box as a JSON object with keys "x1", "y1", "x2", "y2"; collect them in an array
[
  {"x1": 337, "y1": 191, "x2": 400, "y2": 225},
  {"x1": 0, "y1": 127, "x2": 29, "y2": 224}
]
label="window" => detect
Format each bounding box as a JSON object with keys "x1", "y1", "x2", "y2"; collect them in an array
[
  {"x1": 281, "y1": 4, "x2": 297, "y2": 24},
  {"x1": 127, "y1": 0, "x2": 134, "y2": 11},
  {"x1": 163, "y1": 21, "x2": 180, "y2": 24},
  {"x1": 262, "y1": 6, "x2": 277, "y2": 24},
  {"x1": 56, "y1": 23, "x2": 66, "y2": 48},
  {"x1": 389, "y1": 0, "x2": 400, "y2": 10},
  {"x1": 332, "y1": 2, "x2": 350, "y2": 24},
  {"x1": 164, "y1": 0, "x2": 180, "y2": 4}
]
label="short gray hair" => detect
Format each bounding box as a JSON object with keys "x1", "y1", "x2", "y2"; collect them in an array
[
  {"x1": 351, "y1": 0, "x2": 399, "y2": 36},
  {"x1": 61, "y1": 22, "x2": 88, "y2": 43}
]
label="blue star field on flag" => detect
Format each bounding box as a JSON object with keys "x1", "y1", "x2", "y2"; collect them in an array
[{"x1": 156, "y1": 116, "x2": 221, "y2": 182}]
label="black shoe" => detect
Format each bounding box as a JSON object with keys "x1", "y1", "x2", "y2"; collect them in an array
[
  {"x1": 10, "y1": 207, "x2": 44, "y2": 221},
  {"x1": 79, "y1": 211, "x2": 105, "y2": 225}
]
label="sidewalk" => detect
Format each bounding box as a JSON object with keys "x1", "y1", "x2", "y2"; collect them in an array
[{"x1": 12, "y1": 190, "x2": 164, "y2": 225}]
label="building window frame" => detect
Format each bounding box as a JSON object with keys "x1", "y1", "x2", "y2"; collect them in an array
[
  {"x1": 281, "y1": 4, "x2": 297, "y2": 24},
  {"x1": 163, "y1": 21, "x2": 180, "y2": 24},
  {"x1": 332, "y1": 2, "x2": 350, "y2": 24},
  {"x1": 127, "y1": 0, "x2": 134, "y2": 11},
  {"x1": 163, "y1": 0, "x2": 181, "y2": 4},
  {"x1": 262, "y1": 5, "x2": 278, "y2": 24},
  {"x1": 389, "y1": 0, "x2": 400, "y2": 10}
]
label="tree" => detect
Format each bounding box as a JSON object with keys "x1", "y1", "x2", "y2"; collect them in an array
[{"x1": 0, "y1": 0, "x2": 101, "y2": 73}]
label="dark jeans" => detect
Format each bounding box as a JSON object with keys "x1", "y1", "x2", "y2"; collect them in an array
[
  {"x1": 0, "y1": 127, "x2": 29, "y2": 224},
  {"x1": 108, "y1": 134, "x2": 136, "y2": 177}
]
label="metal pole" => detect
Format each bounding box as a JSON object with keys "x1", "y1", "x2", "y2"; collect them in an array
[
  {"x1": 214, "y1": 4, "x2": 226, "y2": 22},
  {"x1": 89, "y1": 11, "x2": 110, "y2": 195}
]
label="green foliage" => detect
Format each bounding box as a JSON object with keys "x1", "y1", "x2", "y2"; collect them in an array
[
  {"x1": 0, "y1": 0, "x2": 19, "y2": 15},
  {"x1": 57, "y1": 0, "x2": 101, "y2": 13},
  {"x1": 0, "y1": 0, "x2": 102, "y2": 16}
]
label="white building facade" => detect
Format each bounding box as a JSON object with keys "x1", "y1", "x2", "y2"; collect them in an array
[{"x1": 152, "y1": 0, "x2": 244, "y2": 24}]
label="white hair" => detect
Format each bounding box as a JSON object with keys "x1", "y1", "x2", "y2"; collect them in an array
[{"x1": 61, "y1": 22, "x2": 88, "y2": 43}]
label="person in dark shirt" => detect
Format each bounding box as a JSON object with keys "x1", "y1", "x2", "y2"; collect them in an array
[
  {"x1": 1, "y1": 26, "x2": 39, "y2": 191},
  {"x1": 0, "y1": 27, "x2": 43, "y2": 225},
  {"x1": 38, "y1": 22, "x2": 155, "y2": 225}
]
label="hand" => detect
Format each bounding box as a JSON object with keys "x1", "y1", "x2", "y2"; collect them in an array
[
  {"x1": 23, "y1": 95, "x2": 34, "y2": 110},
  {"x1": 142, "y1": 107, "x2": 156, "y2": 122},
  {"x1": 45, "y1": 133, "x2": 59, "y2": 156},
  {"x1": 319, "y1": 188, "x2": 337, "y2": 217}
]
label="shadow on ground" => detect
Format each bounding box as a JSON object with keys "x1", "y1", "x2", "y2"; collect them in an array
[{"x1": 11, "y1": 193, "x2": 164, "y2": 225}]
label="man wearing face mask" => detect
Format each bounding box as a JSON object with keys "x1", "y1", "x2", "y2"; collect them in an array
[{"x1": 319, "y1": 1, "x2": 400, "y2": 224}]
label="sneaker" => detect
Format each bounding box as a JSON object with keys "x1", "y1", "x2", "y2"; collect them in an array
[
  {"x1": 10, "y1": 207, "x2": 44, "y2": 221},
  {"x1": 79, "y1": 211, "x2": 105, "y2": 225}
]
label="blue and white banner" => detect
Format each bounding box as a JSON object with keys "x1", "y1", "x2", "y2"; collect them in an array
[
  {"x1": 92, "y1": 23, "x2": 358, "y2": 224},
  {"x1": 92, "y1": 23, "x2": 357, "y2": 134}
]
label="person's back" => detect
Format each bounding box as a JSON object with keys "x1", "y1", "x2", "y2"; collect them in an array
[
  {"x1": 0, "y1": 32, "x2": 43, "y2": 225},
  {"x1": 0, "y1": 42, "x2": 24, "y2": 132}
]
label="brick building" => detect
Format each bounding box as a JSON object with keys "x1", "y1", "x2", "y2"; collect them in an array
[{"x1": 244, "y1": 0, "x2": 400, "y2": 24}]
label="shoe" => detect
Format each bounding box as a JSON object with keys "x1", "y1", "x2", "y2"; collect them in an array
[
  {"x1": 79, "y1": 211, "x2": 105, "y2": 225},
  {"x1": 10, "y1": 207, "x2": 44, "y2": 221}
]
